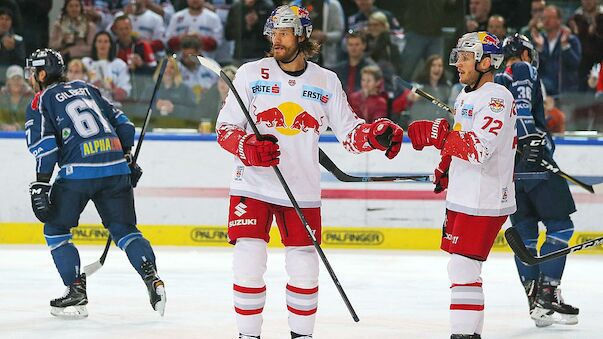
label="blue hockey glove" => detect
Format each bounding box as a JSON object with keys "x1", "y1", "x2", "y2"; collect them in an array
[
  {"x1": 29, "y1": 182, "x2": 52, "y2": 223},
  {"x1": 125, "y1": 153, "x2": 143, "y2": 188}
]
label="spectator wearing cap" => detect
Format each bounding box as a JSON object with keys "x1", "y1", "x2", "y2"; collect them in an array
[
  {"x1": 178, "y1": 35, "x2": 219, "y2": 104},
  {"x1": 0, "y1": 7, "x2": 24, "y2": 72},
  {"x1": 49, "y1": 0, "x2": 96, "y2": 63},
  {"x1": 225, "y1": 0, "x2": 273, "y2": 63},
  {"x1": 164, "y1": 0, "x2": 224, "y2": 61},
  {"x1": 0, "y1": 64, "x2": 33, "y2": 130},
  {"x1": 532, "y1": 5, "x2": 582, "y2": 95},
  {"x1": 332, "y1": 30, "x2": 376, "y2": 95}
]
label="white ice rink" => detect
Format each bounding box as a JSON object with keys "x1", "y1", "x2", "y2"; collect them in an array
[{"x1": 1, "y1": 245, "x2": 601, "y2": 339}]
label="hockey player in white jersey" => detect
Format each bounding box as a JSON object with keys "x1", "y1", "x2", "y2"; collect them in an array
[
  {"x1": 407, "y1": 32, "x2": 517, "y2": 339},
  {"x1": 215, "y1": 5, "x2": 404, "y2": 339}
]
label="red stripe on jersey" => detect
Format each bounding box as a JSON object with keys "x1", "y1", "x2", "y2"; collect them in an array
[
  {"x1": 450, "y1": 304, "x2": 484, "y2": 311},
  {"x1": 287, "y1": 305, "x2": 317, "y2": 316},
  {"x1": 235, "y1": 306, "x2": 264, "y2": 315},
  {"x1": 450, "y1": 282, "x2": 483, "y2": 288},
  {"x1": 233, "y1": 284, "x2": 266, "y2": 294},
  {"x1": 286, "y1": 284, "x2": 318, "y2": 295}
]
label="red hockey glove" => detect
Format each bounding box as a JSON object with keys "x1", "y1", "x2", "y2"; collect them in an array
[
  {"x1": 367, "y1": 118, "x2": 404, "y2": 159},
  {"x1": 407, "y1": 118, "x2": 450, "y2": 151},
  {"x1": 238, "y1": 134, "x2": 280, "y2": 167},
  {"x1": 433, "y1": 155, "x2": 451, "y2": 194}
]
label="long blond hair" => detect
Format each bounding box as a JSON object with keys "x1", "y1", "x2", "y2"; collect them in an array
[{"x1": 153, "y1": 58, "x2": 182, "y2": 87}]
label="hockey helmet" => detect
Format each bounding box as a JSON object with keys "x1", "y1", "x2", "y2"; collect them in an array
[
  {"x1": 263, "y1": 5, "x2": 313, "y2": 38},
  {"x1": 449, "y1": 32, "x2": 504, "y2": 70},
  {"x1": 25, "y1": 48, "x2": 65, "y2": 80},
  {"x1": 502, "y1": 33, "x2": 539, "y2": 69}
]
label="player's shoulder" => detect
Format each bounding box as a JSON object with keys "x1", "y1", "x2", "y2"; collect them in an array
[
  {"x1": 240, "y1": 57, "x2": 276, "y2": 73},
  {"x1": 510, "y1": 61, "x2": 537, "y2": 80},
  {"x1": 481, "y1": 82, "x2": 514, "y2": 113},
  {"x1": 307, "y1": 61, "x2": 338, "y2": 78}
]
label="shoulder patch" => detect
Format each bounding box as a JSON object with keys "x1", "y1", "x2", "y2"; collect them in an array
[{"x1": 488, "y1": 97, "x2": 505, "y2": 113}]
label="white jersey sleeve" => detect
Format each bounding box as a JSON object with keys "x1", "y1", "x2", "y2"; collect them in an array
[{"x1": 322, "y1": 70, "x2": 364, "y2": 142}]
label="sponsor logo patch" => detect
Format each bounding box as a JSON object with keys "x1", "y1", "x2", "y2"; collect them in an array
[
  {"x1": 489, "y1": 97, "x2": 505, "y2": 113},
  {"x1": 323, "y1": 230, "x2": 384, "y2": 245},
  {"x1": 301, "y1": 85, "x2": 331, "y2": 104},
  {"x1": 460, "y1": 104, "x2": 474, "y2": 117},
  {"x1": 190, "y1": 228, "x2": 229, "y2": 243},
  {"x1": 250, "y1": 80, "x2": 281, "y2": 96}
]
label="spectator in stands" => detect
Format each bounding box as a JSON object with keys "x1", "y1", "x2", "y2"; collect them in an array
[
  {"x1": 574, "y1": 0, "x2": 603, "y2": 26},
  {"x1": 83, "y1": 31, "x2": 132, "y2": 105},
  {"x1": 113, "y1": 15, "x2": 157, "y2": 74},
  {"x1": 49, "y1": 0, "x2": 96, "y2": 63},
  {"x1": 66, "y1": 58, "x2": 92, "y2": 82},
  {"x1": 588, "y1": 61, "x2": 603, "y2": 98},
  {"x1": 405, "y1": 54, "x2": 452, "y2": 124},
  {"x1": 465, "y1": 0, "x2": 491, "y2": 32},
  {"x1": 146, "y1": 0, "x2": 176, "y2": 24},
  {"x1": 399, "y1": 0, "x2": 449, "y2": 81},
  {"x1": 199, "y1": 64, "x2": 237, "y2": 131},
  {"x1": 533, "y1": 5, "x2": 581, "y2": 95},
  {"x1": 0, "y1": 7, "x2": 24, "y2": 71},
  {"x1": 332, "y1": 30, "x2": 376, "y2": 94},
  {"x1": 544, "y1": 96, "x2": 566, "y2": 133},
  {"x1": 118, "y1": 0, "x2": 167, "y2": 53},
  {"x1": 225, "y1": 0, "x2": 273, "y2": 63},
  {"x1": 347, "y1": 0, "x2": 400, "y2": 33},
  {"x1": 18, "y1": 0, "x2": 51, "y2": 55},
  {"x1": 366, "y1": 11, "x2": 401, "y2": 78},
  {"x1": 297, "y1": 0, "x2": 345, "y2": 68},
  {"x1": 347, "y1": 65, "x2": 387, "y2": 123},
  {"x1": 519, "y1": 0, "x2": 546, "y2": 36},
  {"x1": 488, "y1": 15, "x2": 507, "y2": 41},
  {"x1": 569, "y1": 13, "x2": 603, "y2": 91},
  {"x1": 164, "y1": 0, "x2": 224, "y2": 61},
  {"x1": 85, "y1": 0, "x2": 126, "y2": 31},
  {"x1": 0, "y1": 65, "x2": 32, "y2": 131},
  {"x1": 145, "y1": 57, "x2": 197, "y2": 128},
  {"x1": 178, "y1": 35, "x2": 219, "y2": 104},
  {"x1": 0, "y1": 0, "x2": 20, "y2": 33}
]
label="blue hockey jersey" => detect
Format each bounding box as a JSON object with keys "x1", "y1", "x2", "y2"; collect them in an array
[{"x1": 25, "y1": 80, "x2": 135, "y2": 179}]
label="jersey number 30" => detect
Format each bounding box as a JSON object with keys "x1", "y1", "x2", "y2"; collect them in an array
[{"x1": 65, "y1": 98, "x2": 112, "y2": 138}]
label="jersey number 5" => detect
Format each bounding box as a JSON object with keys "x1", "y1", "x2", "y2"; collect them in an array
[{"x1": 481, "y1": 116, "x2": 503, "y2": 136}]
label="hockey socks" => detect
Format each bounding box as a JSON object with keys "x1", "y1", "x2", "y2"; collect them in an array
[
  {"x1": 48, "y1": 236, "x2": 81, "y2": 286},
  {"x1": 448, "y1": 254, "x2": 484, "y2": 336}
]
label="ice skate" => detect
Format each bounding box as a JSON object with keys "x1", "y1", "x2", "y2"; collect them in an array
[
  {"x1": 50, "y1": 274, "x2": 88, "y2": 319},
  {"x1": 239, "y1": 334, "x2": 260, "y2": 339},
  {"x1": 291, "y1": 332, "x2": 312, "y2": 339},
  {"x1": 141, "y1": 261, "x2": 166, "y2": 316},
  {"x1": 532, "y1": 280, "x2": 579, "y2": 326},
  {"x1": 523, "y1": 280, "x2": 554, "y2": 327},
  {"x1": 450, "y1": 334, "x2": 481, "y2": 339}
]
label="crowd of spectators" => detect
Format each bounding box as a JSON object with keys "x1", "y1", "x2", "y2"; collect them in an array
[{"x1": 0, "y1": 0, "x2": 601, "y2": 133}]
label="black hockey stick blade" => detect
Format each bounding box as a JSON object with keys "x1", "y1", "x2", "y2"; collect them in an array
[
  {"x1": 504, "y1": 227, "x2": 538, "y2": 265},
  {"x1": 83, "y1": 236, "x2": 112, "y2": 276},
  {"x1": 395, "y1": 77, "x2": 455, "y2": 116},
  {"x1": 319, "y1": 149, "x2": 431, "y2": 182}
]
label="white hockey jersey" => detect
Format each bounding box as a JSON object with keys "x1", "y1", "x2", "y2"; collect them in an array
[
  {"x1": 445, "y1": 82, "x2": 517, "y2": 216},
  {"x1": 216, "y1": 58, "x2": 364, "y2": 207},
  {"x1": 164, "y1": 8, "x2": 223, "y2": 60}
]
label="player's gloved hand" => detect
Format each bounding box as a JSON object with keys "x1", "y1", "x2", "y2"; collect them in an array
[
  {"x1": 29, "y1": 182, "x2": 52, "y2": 222},
  {"x1": 518, "y1": 135, "x2": 546, "y2": 168},
  {"x1": 407, "y1": 118, "x2": 450, "y2": 151},
  {"x1": 238, "y1": 134, "x2": 280, "y2": 167},
  {"x1": 367, "y1": 118, "x2": 404, "y2": 159},
  {"x1": 433, "y1": 155, "x2": 451, "y2": 194},
  {"x1": 125, "y1": 152, "x2": 143, "y2": 188}
]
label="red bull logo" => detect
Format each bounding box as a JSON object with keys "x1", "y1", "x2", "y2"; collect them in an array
[
  {"x1": 479, "y1": 32, "x2": 500, "y2": 46},
  {"x1": 488, "y1": 97, "x2": 505, "y2": 113},
  {"x1": 254, "y1": 102, "x2": 322, "y2": 136}
]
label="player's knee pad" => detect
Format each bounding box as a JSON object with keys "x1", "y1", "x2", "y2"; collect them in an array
[
  {"x1": 512, "y1": 219, "x2": 539, "y2": 249},
  {"x1": 285, "y1": 246, "x2": 319, "y2": 288},
  {"x1": 233, "y1": 238, "x2": 267, "y2": 286},
  {"x1": 448, "y1": 254, "x2": 482, "y2": 284},
  {"x1": 44, "y1": 224, "x2": 73, "y2": 250},
  {"x1": 544, "y1": 218, "x2": 574, "y2": 245},
  {"x1": 106, "y1": 223, "x2": 143, "y2": 250}
]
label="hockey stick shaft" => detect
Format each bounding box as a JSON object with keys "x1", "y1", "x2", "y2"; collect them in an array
[
  {"x1": 505, "y1": 226, "x2": 603, "y2": 265},
  {"x1": 84, "y1": 56, "x2": 170, "y2": 277},
  {"x1": 197, "y1": 56, "x2": 359, "y2": 322},
  {"x1": 397, "y1": 78, "x2": 598, "y2": 194}
]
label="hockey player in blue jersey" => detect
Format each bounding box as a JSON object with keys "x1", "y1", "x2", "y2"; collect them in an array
[
  {"x1": 494, "y1": 34, "x2": 578, "y2": 327},
  {"x1": 24, "y1": 48, "x2": 166, "y2": 318}
]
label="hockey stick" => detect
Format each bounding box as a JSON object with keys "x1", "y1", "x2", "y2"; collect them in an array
[
  {"x1": 396, "y1": 77, "x2": 602, "y2": 194},
  {"x1": 196, "y1": 55, "x2": 360, "y2": 322},
  {"x1": 505, "y1": 226, "x2": 603, "y2": 265},
  {"x1": 83, "y1": 56, "x2": 170, "y2": 277}
]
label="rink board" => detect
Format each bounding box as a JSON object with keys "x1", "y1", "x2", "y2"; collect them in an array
[
  {"x1": 1, "y1": 132, "x2": 603, "y2": 252},
  {"x1": 1, "y1": 223, "x2": 603, "y2": 254}
]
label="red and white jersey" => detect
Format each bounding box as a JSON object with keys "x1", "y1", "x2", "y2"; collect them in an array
[
  {"x1": 445, "y1": 82, "x2": 517, "y2": 216},
  {"x1": 216, "y1": 58, "x2": 364, "y2": 207},
  {"x1": 164, "y1": 8, "x2": 223, "y2": 59},
  {"x1": 130, "y1": 10, "x2": 166, "y2": 42}
]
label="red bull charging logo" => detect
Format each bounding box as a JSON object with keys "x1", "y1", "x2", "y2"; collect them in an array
[
  {"x1": 254, "y1": 102, "x2": 322, "y2": 136},
  {"x1": 478, "y1": 32, "x2": 500, "y2": 46}
]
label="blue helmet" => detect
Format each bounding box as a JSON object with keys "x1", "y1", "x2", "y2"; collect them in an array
[
  {"x1": 25, "y1": 48, "x2": 65, "y2": 83},
  {"x1": 502, "y1": 33, "x2": 539, "y2": 69},
  {"x1": 263, "y1": 5, "x2": 313, "y2": 38},
  {"x1": 449, "y1": 32, "x2": 504, "y2": 69}
]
